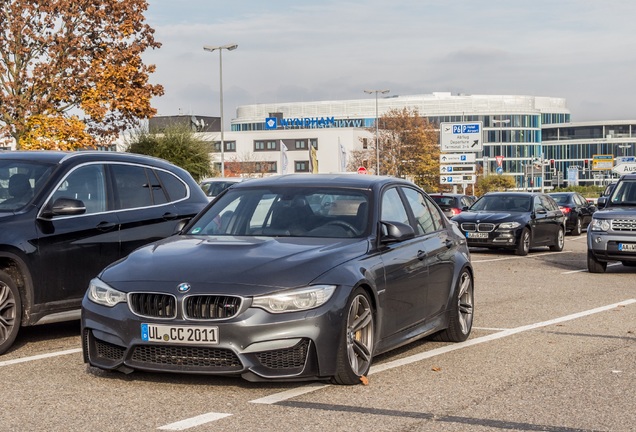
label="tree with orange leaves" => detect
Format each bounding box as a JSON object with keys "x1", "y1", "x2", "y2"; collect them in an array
[{"x1": 0, "y1": 0, "x2": 164, "y2": 149}]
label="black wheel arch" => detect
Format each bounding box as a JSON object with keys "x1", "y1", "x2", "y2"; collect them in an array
[{"x1": 0, "y1": 250, "x2": 35, "y2": 326}]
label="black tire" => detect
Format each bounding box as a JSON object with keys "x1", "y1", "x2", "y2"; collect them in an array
[
  {"x1": 434, "y1": 269, "x2": 474, "y2": 342},
  {"x1": 549, "y1": 227, "x2": 565, "y2": 251},
  {"x1": 571, "y1": 218, "x2": 582, "y2": 236},
  {"x1": 515, "y1": 228, "x2": 530, "y2": 256},
  {"x1": 587, "y1": 251, "x2": 607, "y2": 273},
  {"x1": 331, "y1": 288, "x2": 375, "y2": 385},
  {"x1": 0, "y1": 270, "x2": 22, "y2": 355}
]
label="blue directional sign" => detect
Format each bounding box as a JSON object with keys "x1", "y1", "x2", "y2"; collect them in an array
[{"x1": 441, "y1": 122, "x2": 483, "y2": 152}]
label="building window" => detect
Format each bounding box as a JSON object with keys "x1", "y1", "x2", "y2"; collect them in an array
[
  {"x1": 266, "y1": 141, "x2": 277, "y2": 150},
  {"x1": 225, "y1": 141, "x2": 236, "y2": 152},
  {"x1": 295, "y1": 140, "x2": 308, "y2": 150},
  {"x1": 255, "y1": 161, "x2": 277, "y2": 173},
  {"x1": 362, "y1": 138, "x2": 368, "y2": 149},
  {"x1": 295, "y1": 161, "x2": 309, "y2": 172},
  {"x1": 254, "y1": 141, "x2": 265, "y2": 151},
  {"x1": 310, "y1": 139, "x2": 318, "y2": 150},
  {"x1": 255, "y1": 141, "x2": 278, "y2": 151}
]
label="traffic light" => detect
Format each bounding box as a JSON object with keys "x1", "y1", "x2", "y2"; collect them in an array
[
  {"x1": 549, "y1": 159, "x2": 556, "y2": 175},
  {"x1": 584, "y1": 159, "x2": 589, "y2": 170}
]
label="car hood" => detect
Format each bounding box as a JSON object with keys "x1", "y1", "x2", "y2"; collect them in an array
[
  {"x1": 100, "y1": 235, "x2": 369, "y2": 293},
  {"x1": 594, "y1": 206, "x2": 636, "y2": 217},
  {"x1": 452, "y1": 211, "x2": 526, "y2": 224}
]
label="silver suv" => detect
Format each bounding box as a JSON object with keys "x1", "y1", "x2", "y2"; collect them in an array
[{"x1": 587, "y1": 174, "x2": 636, "y2": 272}]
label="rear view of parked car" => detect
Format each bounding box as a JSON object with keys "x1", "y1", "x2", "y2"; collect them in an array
[
  {"x1": 0, "y1": 151, "x2": 208, "y2": 354},
  {"x1": 549, "y1": 192, "x2": 596, "y2": 235},
  {"x1": 429, "y1": 193, "x2": 474, "y2": 218}
]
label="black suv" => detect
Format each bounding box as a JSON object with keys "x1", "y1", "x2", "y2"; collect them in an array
[
  {"x1": 0, "y1": 151, "x2": 208, "y2": 354},
  {"x1": 587, "y1": 174, "x2": 636, "y2": 272}
]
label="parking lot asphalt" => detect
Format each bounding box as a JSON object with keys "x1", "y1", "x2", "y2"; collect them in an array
[{"x1": 1, "y1": 234, "x2": 634, "y2": 432}]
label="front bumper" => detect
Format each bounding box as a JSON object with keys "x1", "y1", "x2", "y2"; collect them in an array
[
  {"x1": 81, "y1": 287, "x2": 351, "y2": 382},
  {"x1": 587, "y1": 231, "x2": 636, "y2": 263},
  {"x1": 461, "y1": 229, "x2": 521, "y2": 249}
]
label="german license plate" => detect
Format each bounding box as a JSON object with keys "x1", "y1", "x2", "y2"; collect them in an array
[
  {"x1": 467, "y1": 232, "x2": 488, "y2": 239},
  {"x1": 618, "y1": 243, "x2": 636, "y2": 252},
  {"x1": 141, "y1": 323, "x2": 219, "y2": 344}
]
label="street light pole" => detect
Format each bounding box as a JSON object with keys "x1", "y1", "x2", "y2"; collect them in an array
[
  {"x1": 203, "y1": 43, "x2": 238, "y2": 178},
  {"x1": 492, "y1": 117, "x2": 510, "y2": 176},
  {"x1": 364, "y1": 89, "x2": 389, "y2": 175}
]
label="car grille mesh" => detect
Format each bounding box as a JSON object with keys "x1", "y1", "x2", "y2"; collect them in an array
[
  {"x1": 130, "y1": 345, "x2": 242, "y2": 369},
  {"x1": 612, "y1": 219, "x2": 636, "y2": 231},
  {"x1": 129, "y1": 293, "x2": 177, "y2": 319},
  {"x1": 256, "y1": 339, "x2": 309, "y2": 370},
  {"x1": 461, "y1": 223, "x2": 495, "y2": 232},
  {"x1": 184, "y1": 295, "x2": 242, "y2": 319},
  {"x1": 92, "y1": 334, "x2": 126, "y2": 361}
]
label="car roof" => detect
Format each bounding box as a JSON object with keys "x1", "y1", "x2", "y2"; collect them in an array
[
  {"x1": 429, "y1": 193, "x2": 467, "y2": 198},
  {"x1": 230, "y1": 174, "x2": 413, "y2": 190},
  {"x1": 0, "y1": 150, "x2": 182, "y2": 171},
  {"x1": 483, "y1": 191, "x2": 544, "y2": 197}
]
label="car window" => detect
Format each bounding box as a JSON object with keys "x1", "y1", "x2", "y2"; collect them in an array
[
  {"x1": 156, "y1": 169, "x2": 187, "y2": 202},
  {"x1": 50, "y1": 164, "x2": 107, "y2": 215},
  {"x1": 533, "y1": 196, "x2": 544, "y2": 212},
  {"x1": 381, "y1": 187, "x2": 409, "y2": 225},
  {"x1": 0, "y1": 161, "x2": 53, "y2": 211},
  {"x1": 111, "y1": 164, "x2": 153, "y2": 210},
  {"x1": 540, "y1": 195, "x2": 558, "y2": 211},
  {"x1": 610, "y1": 180, "x2": 636, "y2": 204},
  {"x1": 189, "y1": 187, "x2": 369, "y2": 238},
  {"x1": 402, "y1": 187, "x2": 440, "y2": 235}
]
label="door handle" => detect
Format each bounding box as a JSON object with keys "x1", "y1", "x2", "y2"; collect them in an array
[
  {"x1": 445, "y1": 239, "x2": 453, "y2": 248},
  {"x1": 96, "y1": 221, "x2": 117, "y2": 232},
  {"x1": 163, "y1": 212, "x2": 178, "y2": 220},
  {"x1": 417, "y1": 250, "x2": 427, "y2": 260}
]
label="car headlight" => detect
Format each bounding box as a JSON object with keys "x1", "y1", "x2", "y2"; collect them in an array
[
  {"x1": 87, "y1": 278, "x2": 127, "y2": 307},
  {"x1": 498, "y1": 221, "x2": 521, "y2": 229},
  {"x1": 252, "y1": 285, "x2": 336, "y2": 313},
  {"x1": 591, "y1": 218, "x2": 611, "y2": 232}
]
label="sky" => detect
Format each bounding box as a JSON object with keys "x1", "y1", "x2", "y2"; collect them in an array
[{"x1": 143, "y1": 0, "x2": 636, "y2": 124}]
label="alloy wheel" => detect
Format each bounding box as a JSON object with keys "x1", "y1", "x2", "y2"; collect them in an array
[
  {"x1": 0, "y1": 282, "x2": 17, "y2": 344},
  {"x1": 457, "y1": 271, "x2": 474, "y2": 335},
  {"x1": 346, "y1": 294, "x2": 374, "y2": 376}
]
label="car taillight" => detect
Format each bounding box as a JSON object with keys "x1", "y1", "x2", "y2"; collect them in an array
[
  {"x1": 559, "y1": 206, "x2": 571, "y2": 214},
  {"x1": 451, "y1": 207, "x2": 462, "y2": 215}
]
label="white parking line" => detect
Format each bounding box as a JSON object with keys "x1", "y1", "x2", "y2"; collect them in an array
[
  {"x1": 472, "y1": 250, "x2": 571, "y2": 263},
  {"x1": 561, "y1": 262, "x2": 622, "y2": 274},
  {"x1": 0, "y1": 348, "x2": 81, "y2": 368},
  {"x1": 248, "y1": 298, "x2": 635, "y2": 406},
  {"x1": 158, "y1": 412, "x2": 232, "y2": 430}
]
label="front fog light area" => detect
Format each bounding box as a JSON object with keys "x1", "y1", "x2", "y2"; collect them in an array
[
  {"x1": 253, "y1": 285, "x2": 336, "y2": 313},
  {"x1": 87, "y1": 278, "x2": 127, "y2": 307}
]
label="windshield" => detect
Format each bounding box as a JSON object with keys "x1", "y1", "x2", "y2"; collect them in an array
[
  {"x1": 470, "y1": 195, "x2": 531, "y2": 212},
  {"x1": 609, "y1": 180, "x2": 636, "y2": 205},
  {"x1": 188, "y1": 187, "x2": 370, "y2": 238},
  {"x1": 550, "y1": 194, "x2": 569, "y2": 204},
  {"x1": 0, "y1": 160, "x2": 54, "y2": 211}
]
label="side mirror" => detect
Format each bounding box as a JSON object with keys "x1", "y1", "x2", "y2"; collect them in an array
[
  {"x1": 39, "y1": 198, "x2": 86, "y2": 219},
  {"x1": 173, "y1": 218, "x2": 190, "y2": 235},
  {"x1": 597, "y1": 196, "x2": 607, "y2": 209},
  {"x1": 380, "y1": 221, "x2": 415, "y2": 243}
]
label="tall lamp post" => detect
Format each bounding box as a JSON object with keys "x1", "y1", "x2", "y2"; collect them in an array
[
  {"x1": 364, "y1": 89, "x2": 390, "y2": 175},
  {"x1": 203, "y1": 43, "x2": 238, "y2": 177},
  {"x1": 492, "y1": 117, "x2": 510, "y2": 177}
]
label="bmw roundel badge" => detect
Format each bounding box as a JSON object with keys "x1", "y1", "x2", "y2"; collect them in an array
[{"x1": 177, "y1": 282, "x2": 191, "y2": 293}]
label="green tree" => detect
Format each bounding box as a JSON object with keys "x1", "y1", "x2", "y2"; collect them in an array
[
  {"x1": 0, "y1": 0, "x2": 163, "y2": 149},
  {"x1": 126, "y1": 125, "x2": 214, "y2": 181},
  {"x1": 476, "y1": 174, "x2": 516, "y2": 194}
]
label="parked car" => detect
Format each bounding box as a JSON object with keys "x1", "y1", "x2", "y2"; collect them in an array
[
  {"x1": 597, "y1": 182, "x2": 617, "y2": 208},
  {"x1": 587, "y1": 174, "x2": 636, "y2": 273},
  {"x1": 451, "y1": 191, "x2": 565, "y2": 256},
  {"x1": 199, "y1": 177, "x2": 245, "y2": 200},
  {"x1": 429, "y1": 193, "x2": 474, "y2": 218},
  {"x1": 548, "y1": 192, "x2": 597, "y2": 235},
  {"x1": 81, "y1": 174, "x2": 474, "y2": 384},
  {"x1": 0, "y1": 151, "x2": 209, "y2": 354}
]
